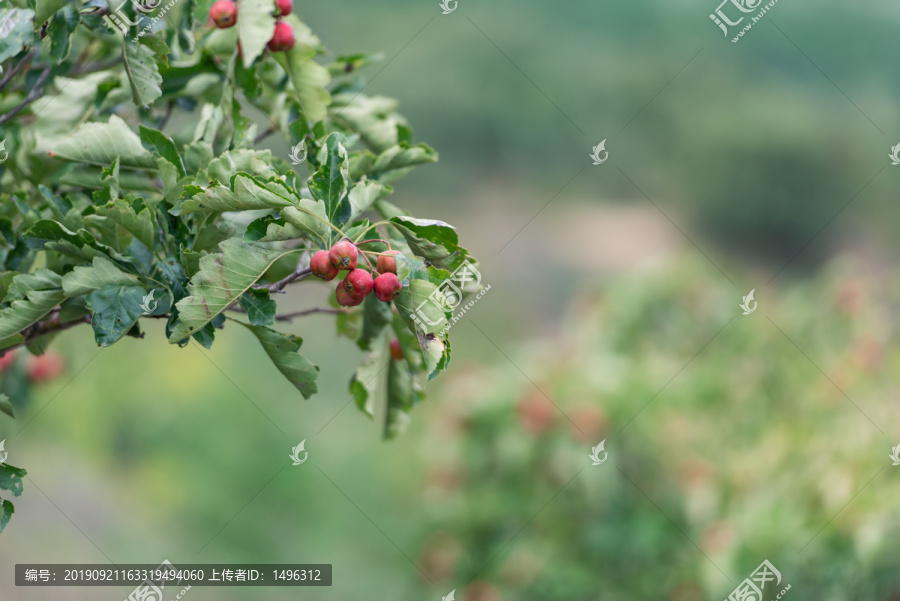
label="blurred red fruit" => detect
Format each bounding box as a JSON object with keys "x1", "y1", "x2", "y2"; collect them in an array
[
  {"x1": 389, "y1": 338, "x2": 404, "y2": 360},
  {"x1": 275, "y1": 0, "x2": 292, "y2": 15},
  {"x1": 517, "y1": 392, "x2": 555, "y2": 435},
  {"x1": 27, "y1": 352, "x2": 65, "y2": 383},
  {"x1": 568, "y1": 404, "x2": 607, "y2": 442},
  {"x1": 209, "y1": 0, "x2": 237, "y2": 28},
  {"x1": 0, "y1": 350, "x2": 17, "y2": 372},
  {"x1": 267, "y1": 21, "x2": 295, "y2": 52},
  {"x1": 463, "y1": 581, "x2": 502, "y2": 601}
]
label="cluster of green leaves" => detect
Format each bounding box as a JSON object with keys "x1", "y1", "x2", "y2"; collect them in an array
[{"x1": 0, "y1": 0, "x2": 478, "y2": 529}]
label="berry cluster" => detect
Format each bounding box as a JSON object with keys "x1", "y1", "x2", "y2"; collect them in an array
[
  {"x1": 310, "y1": 240, "x2": 404, "y2": 307},
  {"x1": 209, "y1": 0, "x2": 295, "y2": 52}
]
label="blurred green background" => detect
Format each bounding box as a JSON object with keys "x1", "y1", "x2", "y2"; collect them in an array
[{"x1": 3, "y1": 0, "x2": 900, "y2": 599}]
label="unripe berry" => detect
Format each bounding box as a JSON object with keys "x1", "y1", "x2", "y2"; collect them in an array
[
  {"x1": 343, "y1": 269, "x2": 374, "y2": 298},
  {"x1": 335, "y1": 281, "x2": 364, "y2": 307},
  {"x1": 267, "y1": 21, "x2": 295, "y2": 52},
  {"x1": 328, "y1": 240, "x2": 358, "y2": 271},
  {"x1": 389, "y1": 338, "x2": 403, "y2": 361},
  {"x1": 310, "y1": 250, "x2": 338, "y2": 281},
  {"x1": 209, "y1": 0, "x2": 237, "y2": 28},
  {"x1": 373, "y1": 272, "x2": 402, "y2": 302},
  {"x1": 275, "y1": 0, "x2": 292, "y2": 16},
  {"x1": 376, "y1": 250, "x2": 402, "y2": 274}
]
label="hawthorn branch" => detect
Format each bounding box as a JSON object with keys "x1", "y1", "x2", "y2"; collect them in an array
[
  {"x1": 261, "y1": 267, "x2": 312, "y2": 293},
  {"x1": 0, "y1": 48, "x2": 36, "y2": 92},
  {"x1": 0, "y1": 314, "x2": 92, "y2": 355},
  {"x1": 0, "y1": 66, "x2": 52, "y2": 126},
  {"x1": 275, "y1": 308, "x2": 349, "y2": 321}
]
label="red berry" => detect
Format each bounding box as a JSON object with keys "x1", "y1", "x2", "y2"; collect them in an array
[
  {"x1": 373, "y1": 272, "x2": 402, "y2": 302},
  {"x1": 26, "y1": 351, "x2": 65, "y2": 383},
  {"x1": 310, "y1": 250, "x2": 338, "y2": 281},
  {"x1": 389, "y1": 338, "x2": 403, "y2": 361},
  {"x1": 0, "y1": 350, "x2": 16, "y2": 372},
  {"x1": 335, "y1": 281, "x2": 364, "y2": 307},
  {"x1": 267, "y1": 21, "x2": 295, "y2": 52},
  {"x1": 376, "y1": 250, "x2": 402, "y2": 275},
  {"x1": 275, "y1": 0, "x2": 292, "y2": 16},
  {"x1": 343, "y1": 269, "x2": 374, "y2": 298},
  {"x1": 209, "y1": 0, "x2": 237, "y2": 28},
  {"x1": 328, "y1": 240, "x2": 358, "y2": 271}
]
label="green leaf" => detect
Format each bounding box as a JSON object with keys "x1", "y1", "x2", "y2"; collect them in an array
[
  {"x1": 419, "y1": 332, "x2": 449, "y2": 380},
  {"x1": 393, "y1": 278, "x2": 448, "y2": 335},
  {"x1": 169, "y1": 240, "x2": 294, "y2": 342},
  {"x1": 272, "y1": 19, "x2": 331, "y2": 122},
  {"x1": 48, "y1": 115, "x2": 157, "y2": 170},
  {"x1": 101, "y1": 157, "x2": 120, "y2": 198},
  {"x1": 86, "y1": 285, "x2": 147, "y2": 346},
  {"x1": 0, "y1": 270, "x2": 66, "y2": 341},
  {"x1": 347, "y1": 179, "x2": 392, "y2": 222},
  {"x1": 0, "y1": 462, "x2": 26, "y2": 497},
  {"x1": 236, "y1": 0, "x2": 275, "y2": 68},
  {"x1": 388, "y1": 216, "x2": 471, "y2": 271},
  {"x1": 25, "y1": 220, "x2": 127, "y2": 263},
  {"x1": 173, "y1": 175, "x2": 293, "y2": 215},
  {"x1": 0, "y1": 9, "x2": 35, "y2": 63},
  {"x1": 35, "y1": 0, "x2": 68, "y2": 24},
  {"x1": 96, "y1": 198, "x2": 155, "y2": 251},
  {"x1": 309, "y1": 133, "x2": 350, "y2": 225},
  {"x1": 140, "y1": 125, "x2": 186, "y2": 178},
  {"x1": 61, "y1": 256, "x2": 139, "y2": 297},
  {"x1": 0, "y1": 393, "x2": 14, "y2": 418},
  {"x1": 350, "y1": 143, "x2": 438, "y2": 183},
  {"x1": 349, "y1": 345, "x2": 387, "y2": 419},
  {"x1": 0, "y1": 499, "x2": 13, "y2": 533},
  {"x1": 238, "y1": 288, "x2": 276, "y2": 326},
  {"x1": 123, "y1": 39, "x2": 163, "y2": 109},
  {"x1": 237, "y1": 322, "x2": 319, "y2": 399},
  {"x1": 47, "y1": 4, "x2": 78, "y2": 64},
  {"x1": 385, "y1": 359, "x2": 419, "y2": 439}
]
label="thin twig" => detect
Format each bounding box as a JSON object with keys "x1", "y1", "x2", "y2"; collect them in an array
[
  {"x1": 261, "y1": 267, "x2": 312, "y2": 293},
  {"x1": 254, "y1": 124, "x2": 277, "y2": 144},
  {"x1": 158, "y1": 101, "x2": 175, "y2": 130},
  {"x1": 275, "y1": 308, "x2": 349, "y2": 321},
  {"x1": 0, "y1": 48, "x2": 37, "y2": 92},
  {"x1": 0, "y1": 314, "x2": 91, "y2": 355},
  {"x1": 71, "y1": 57, "x2": 124, "y2": 75},
  {"x1": 0, "y1": 66, "x2": 52, "y2": 126}
]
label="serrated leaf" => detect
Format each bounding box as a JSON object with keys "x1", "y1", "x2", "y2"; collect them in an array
[
  {"x1": 0, "y1": 270, "x2": 66, "y2": 340},
  {"x1": 237, "y1": 0, "x2": 275, "y2": 68},
  {"x1": 0, "y1": 9, "x2": 35, "y2": 63},
  {"x1": 169, "y1": 240, "x2": 294, "y2": 342},
  {"x1": 358, "y1": 293, "x2": 392, "y2": 351},
  {"x1": 86, "y1": 285, "x2": 146, "y2": 346},
  {"x1": 393, "y1": 278, "x2": 448, "y2": 335},
  {"x1": 25, "y1": 220, "x2": 127, "y2": 264},
  {"x1": 388, "y1": 216, "x2": 471, "y2": 272},
  {"x1": 350, "y1": 345, "x2": 387, "y2": 419},
  {"x1": 61, "y1": 256, "x2": 139, "y2": 297},
  {"x1": 47, "y1": 4, "x2": 78, "y2": 64},
  {"x1": 48, "y1": 115, "x2": 157, "y2": 170},
  {"x1": 237, "y1": 322, "x2": 319, "y2": 399},
  {"x1": 140, "y1": 125, "x2": 186, "y2": 178},
  {"x1": 124, "y1": 39, "x2": 163, "y2": 109},
  {"x1": 350, "y1": 143, "x2": 437, "y2": 182},
  {"x1": 309, "y1": 133, "x2": 349, "y2": 226},
  {"x1": 239, "y1": 288, "x2": 276, "y2": 326},
  {"x1": 272, "y1": 19, "x2": 331, "y2": 122},
  {"x1": 96, "y1": 198, "x2": 155, "y2": 251},
  {"x1": 0, "y1": 462, "x2": 26, "y2": 497},
  {"x1": 347, "y1": 179, "x2": 392, "y2": 223}
]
